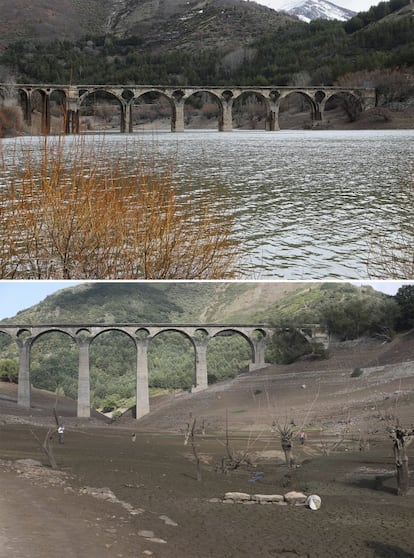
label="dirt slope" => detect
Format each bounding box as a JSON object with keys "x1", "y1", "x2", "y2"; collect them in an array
[{"x1": 1, "y1": 332, "x2": 414, "y2": 558}]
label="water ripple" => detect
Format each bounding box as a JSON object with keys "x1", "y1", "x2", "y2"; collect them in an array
[{"x1": 2, "y1": 130, "x2": 413, "y2": 279}]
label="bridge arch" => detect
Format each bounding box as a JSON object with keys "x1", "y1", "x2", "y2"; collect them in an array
[
  {"x1": 79, "y1": 89, "x2": 125, "y2": 133},
  {"x1": 232, "y1": 90, "x2": 267, "y2": 130},
  {"x1": 184, "y1": 90, "x2": 222, "y2": 131},
  {"x1": 149, "y1": 328, "x2": 196, "y2": 390},
  {"x1": 89, "y1": 328, "x2": 137, "y2": 413},
  {"x1": 207, "y1": 328, "x2": 252, "y2": 384},
  {"x1": 279, "y1": 90, "x2": 318, "y2": 129},
  {"x1": 323, "y1": 90, "x2": 364, "y2": 123},
  {"x1": 132, "y1": 90, "x2": 173, "y2": 131},
  {"x1": 30, "y1": 329, "x2": 78, "y2": 399}
]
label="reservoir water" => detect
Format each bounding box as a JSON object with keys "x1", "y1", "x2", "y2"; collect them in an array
[{"x1": 2, "y1": 129, "x2": 414, "y2": 279}]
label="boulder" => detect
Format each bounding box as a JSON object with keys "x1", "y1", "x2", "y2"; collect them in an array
[
  {"x1": 284, "y1": 491, "x2": 307, "y2": 505},
  {"x1": 224, "y1": 492, "x2": 251, "y2": 502},
  {"x1": 252, "y1": 494, "x2": 284, "y2": 504}
]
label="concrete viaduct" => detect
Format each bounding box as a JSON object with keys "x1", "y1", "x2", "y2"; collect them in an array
[
  {"x1": 0, "y1": 83, "x2": 377, "y2": 134},
  {"x1": 0, "y1": 323, "x2": 329, "y2": 420}
]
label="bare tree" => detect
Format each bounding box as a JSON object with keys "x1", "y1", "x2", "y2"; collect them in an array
[
  {"x1": 31, "y1": 427, "x2": 59, "y2": 469},
  {"x1": 386, "y1": 421, "x2": 414, "y2": 496},
  {"x1": 184, "y1": 417, "x2": 202, "y2": 481}
]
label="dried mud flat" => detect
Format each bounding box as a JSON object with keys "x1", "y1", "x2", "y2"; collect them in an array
[{"x1": 1, "y1": 333, "x2": 414, "y2": 558}]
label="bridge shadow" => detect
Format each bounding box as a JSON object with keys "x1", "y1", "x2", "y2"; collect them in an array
[
  {"x1": 339, "y1": 473, "x2": 397, "y2": 495},
  {"x1": 367, "y1": 541, "x2": 414, "y2": 558}
]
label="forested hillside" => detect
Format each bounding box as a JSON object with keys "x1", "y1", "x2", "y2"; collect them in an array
[
  {"x1": 0, "y1": 282, "x2": 411, "y2": 413},
  {"x1": 0, "y1": 0, "x2": 413, "y2": 86}
]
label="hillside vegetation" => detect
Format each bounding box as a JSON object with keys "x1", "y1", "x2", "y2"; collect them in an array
[
  {"x1": 0, "y1": 282, "x2": 412, "y2": 413},
  {"x1": 0, "y1": 0, "x2": 413, "y2": 88}
]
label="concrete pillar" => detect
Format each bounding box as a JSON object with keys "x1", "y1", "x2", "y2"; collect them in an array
[
  {"x1": 266, "y1": 101, "x2": 280, "y2": 131},
  {"x1": 172, "y1": 99, "x2": 185, "y2": 132},
  {"x1": 192, "y1": 338, "x2": 209, "y2": 392},
  {"x1": 120, "y1": 102, "x2": 127, "y2": 133},
  {"x1": 136, "y1": 338, "x2": 150, "y2": 419},
  {"x1": 219, "y1": 98, "x2": 233, "y2": 132},
  {"x1": 65, "y1": 89, "x2": 80, "y2": 134},
  {"x1": 17, "y1": 339, "x2": 31, "y2": 408},
  {"x1": 22, "y1": 91, "x2": 32, "y2": 126},
  {"x1": 41, "y1": 93, "x2": 51, "y2": 135},
  {"x1": 127, "y1": 103, "x2": 133, "y2": 133},
  {"x1": 363, "y1": 90, "x2": 377, "y2": 110},
  {"x1": 77, "y1": 338, "x2": 91, "y2": 418},
  {"x1": 249, "y1": 337, "x2": 268, "y2": 371}
]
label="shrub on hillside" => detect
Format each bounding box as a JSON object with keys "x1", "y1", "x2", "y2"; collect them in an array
[
  {"x1": 0, "y1": 105, "x2": 25, "y2": 137},
  {"x1": 0, "y1": 358, "x2": 18, "y2": 383}
]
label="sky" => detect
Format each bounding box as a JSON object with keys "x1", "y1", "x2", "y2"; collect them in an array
[
  {"x1": 273, "y1": 0, "x2": 384, "y2": 11},
  {"x1": 0, "y1": 280, "x2": 411, "y2": 321}
]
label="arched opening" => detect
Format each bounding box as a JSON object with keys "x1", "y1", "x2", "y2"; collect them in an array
[
  {"x1": 149, "y1": 330, "x2": 195, "y2": 391},
  {"x1": 30, "y1": 89, "x2": 50, "y2": 134},
  {"x1": 0, "y1": 332, "x2": 18, "y2": 385},
  {"x1": 232, "y1": 92, "x2": 267, "y2": 130},
  {"x1": 184, "y1": 91, "x2": 221, "y2": 130},
  {"x1": 207, "y1": 330, "x2": 252, "y2": 384},
  {"x1": 133, "y1": 91, "x2": 173, "y2": 131},
  {"x1": 265, "y1": 327, "x2": 314, "y2": 365},
  {"x1": 79, "y1": 90, "x2": 123, "y2": 132},
  {"x1": 324, "y1": 92, "x2": 363, "y2": 125},
  {"x1": 30, "y1": 330, "x2": 78, "y2": 410},
  {"x1": 90, "y1": 329, "x2": 136, "y2": 415},
  {"x1": 279, "y1": 92, "x2": 316, "y2": 129},
  {"x1": 16, "y1": 89, "x2": 30, "y2": 125}
]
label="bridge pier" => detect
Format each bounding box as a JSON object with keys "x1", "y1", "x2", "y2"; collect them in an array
[
  {"x1": 172, "y1": 98, "x2": 185, "y2": 132},
  {"x1": 77, "y1": 338, "x2": 91, "y2": 418},
  {"x1": 219, "y1": 98, "x2": 233, "y2": 132},
  {"x1": 17, "y1": 339, "x2": 31, "y2": 409},
  {"x1": 136, "y1": 338, "x2": 150, "y2": 418},
  {"x1": 192, "y1": 338, "x2": 209, "y2": 392},
  {"x1": 266, "y1": 100, "x2": 280, "y2": 131}
]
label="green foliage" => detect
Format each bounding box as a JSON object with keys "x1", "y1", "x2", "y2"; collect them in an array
[
  {"x1": 395, "y1": 285, "x2": 414, "y2": 330},
  {"x1": 1, "y1": 0, "x2": 414, "y2": 87},
  {"x1": 266, "y1": 328, "x2": 313, "y2": 365},
  {"x1": 344, "y1": 0, "x2": 410, "y2": 33},
  {"x1": 263, "y1": 283, "x2": 400, "y2": 342},
  {"x1": 351, "y1": 367, "x2": 364, "y2": 377},
  {"x1": 0, "y1": 358, "x2": 18, "y2": 382}
]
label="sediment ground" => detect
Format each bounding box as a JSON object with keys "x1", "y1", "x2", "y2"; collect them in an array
[{"x1": 1, "y1": 332, "x2": 413, "y2": 558}]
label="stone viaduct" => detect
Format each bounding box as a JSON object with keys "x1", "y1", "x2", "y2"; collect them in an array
[
  {"x1": 0, "y1": 322, "x2": 329, "y2": 420},
  {"x1": 0, "y1": 83, "x2": 377, "y2": 134}
]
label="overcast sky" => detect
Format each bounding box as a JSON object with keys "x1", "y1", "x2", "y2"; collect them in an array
[
  {"x1": 0, "y1": 280, "x2": 411, "y2": 321},
  {"x1": 270, "y1": 1, "x2": 384, "y2": 11}
]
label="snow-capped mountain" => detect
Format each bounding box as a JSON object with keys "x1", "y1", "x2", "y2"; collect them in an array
[{"x1": 278, "y1": 0, "x2": 356, "y2": 22}]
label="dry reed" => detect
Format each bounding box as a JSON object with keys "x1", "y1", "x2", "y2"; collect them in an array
[{"x1": 0, "y1": 136, "x2": 238, "y2": 279}]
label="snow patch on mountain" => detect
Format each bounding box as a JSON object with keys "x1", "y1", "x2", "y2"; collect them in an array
[
  {"x1": 249, "y1": 0, "x2": 356, "y2": 22},
  {"x1": 280, "y1": 0, "x2": 356, "y2": 21}
]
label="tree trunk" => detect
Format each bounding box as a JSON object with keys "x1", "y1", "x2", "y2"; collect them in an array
[{"x1": 394, "y1": 445, "x2": 409, "y2": 496}]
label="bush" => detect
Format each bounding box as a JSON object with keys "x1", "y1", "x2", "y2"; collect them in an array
[
  {"x1": 0, "y1": 358, "x2": 18, "y2": 382},
  {"x1": 0, "y1": 105, "x2": 24, "y2": 137},
  {"x1": 351, "y1": 367, "x2": 364, "y2": 378},
  {"x1": 0, "y1": 136, "x2": 237, "y2": 279}
]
